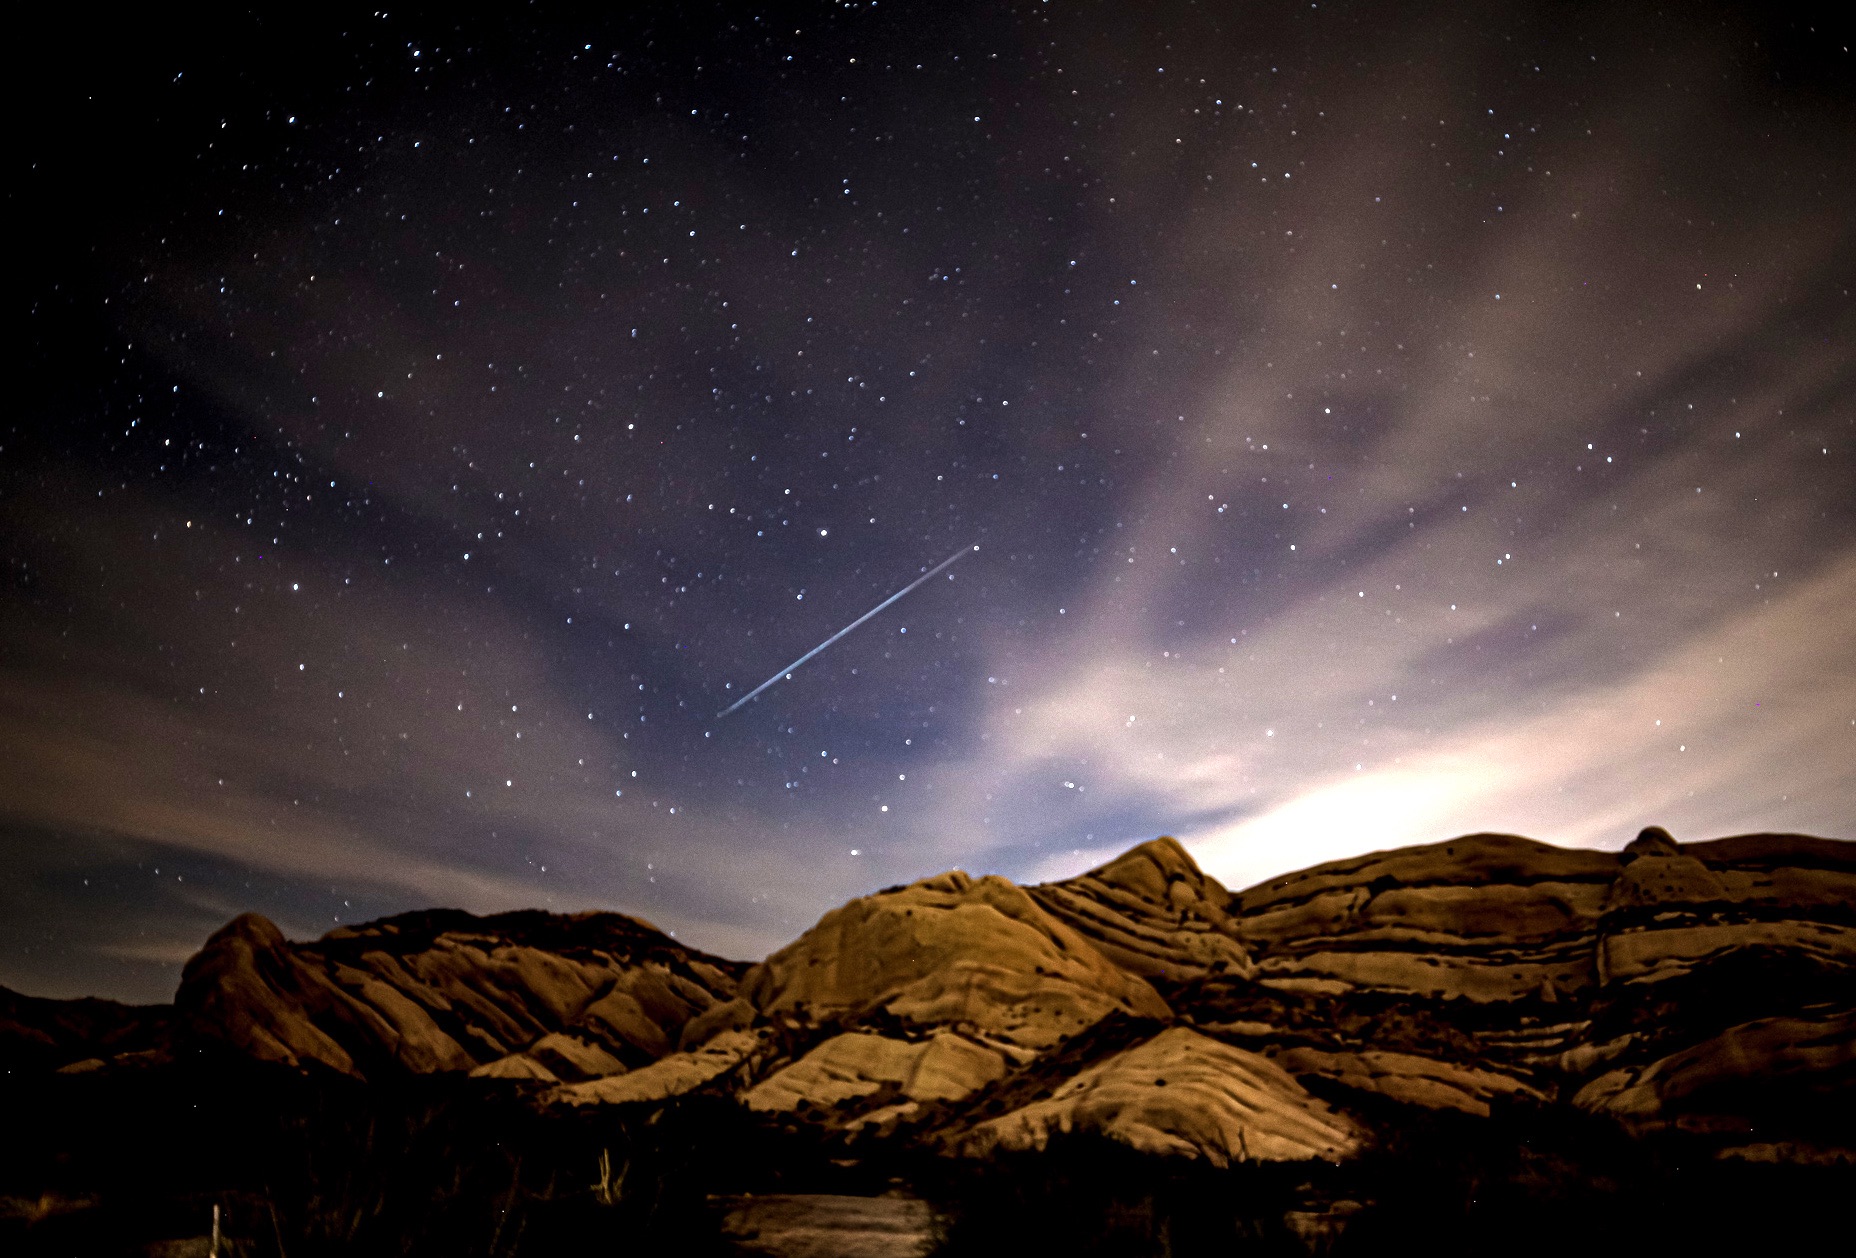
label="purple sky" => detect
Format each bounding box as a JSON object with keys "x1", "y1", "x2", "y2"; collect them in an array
[{"x1": 8, "y1": 1, "x2": 1852, "y2": 1001}]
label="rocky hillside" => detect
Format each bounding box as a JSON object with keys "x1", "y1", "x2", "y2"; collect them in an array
[
  {"x1": 0, "y1": 986, "x2": 170, "y2": 1074},
  {"x1": 10, "y1": 827, "x2": 1853, "y2": 1169},
  {"x1": 4, "y1": 907, "x2": 748, "y2": 1085}
]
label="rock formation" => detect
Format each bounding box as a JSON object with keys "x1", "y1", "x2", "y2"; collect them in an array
[
  {"x1": 0, "y1": 986, "x2": 169, "y2": 1074},
  {"x1": 950, "y1": 1025, "x2": 1363, "y2": 1165},
  {"x1": 164, "y1": 906, "x2": 744, "y2": 1081},
  {"x1": 1027, "y1": 836, "x2": 1254, "y2": 983},
  {"x1": 12, "y1": 826, "x2": 1852, "y2": 1172},
  {"x1": 739, "y1": 868, "x2": 1170, "y2": 1053}
]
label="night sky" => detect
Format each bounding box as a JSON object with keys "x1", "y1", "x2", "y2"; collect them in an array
[{"x1": 10, "y1": 2, "x2": 1854, "y2": 1003}]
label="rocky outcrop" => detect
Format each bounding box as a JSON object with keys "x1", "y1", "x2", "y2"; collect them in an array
[
  {"x1": 1549, "y1": 830, "x2": 1856, "y2": 1150},
  {"x1": 951, "y1": 1026, "x2": 1363, "y2": 1165},
  {"x1": 1572, "y1": 1009, "x2": 1856, "y2": 1134},
  {"x1": 744, "y1": 1031, "x2": 1007, "y2": 1115},
  {"x1": 1597, "y1": 829, "x2": 1856, "y2": 985},
  {"x1": 20, "y1": 825, "x2": 1853, "y2": 1173},
  {"x1": 1230, "y1": 833, "x2": 1620, "y2": 1004},
  {"x1": 554, "y1": 1028, "x2": 766, "y2": 1107},
  {"x1": 0, "y1": 986, "x2": 170, "y2": 1074},
  {"x1": 1029, "y1": 837, "x2": 1254, "y2": 983},
  {"x1": 740, "y1": 869, "x2": 1170, "y2": 1053},
  {"x1": 170, "y1": 907, "x2": 744, "y2": 1081},
  {"x1": 1206, "y1": 827, "x2": 1854, "y2": 1159},
  {"x1": 686, "y1": 867, "x2": 1177, "y2": 1136},
  {"x1": 1270, "y1": 1046, "x2": 1546, "y2": 1117}
]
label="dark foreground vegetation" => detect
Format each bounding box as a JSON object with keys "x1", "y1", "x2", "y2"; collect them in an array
[
  {"x1": 924, "y1": 1102, "x2": 1853, "y2": 1257},
  {"x1": 4, "y1": 1054, "x2": 1849, "y2": 1257},
  {"x1": 2, "y1": 1054, "x2": 739, "y2": 1257}
]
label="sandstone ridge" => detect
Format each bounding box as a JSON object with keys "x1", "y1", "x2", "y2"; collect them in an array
[
  {"x1": 167, "y1": 906, "x2": 745, "y2": 1082},
  {"x1": 12, "y1": 826, "x2": 1851, "y2": 1170}
]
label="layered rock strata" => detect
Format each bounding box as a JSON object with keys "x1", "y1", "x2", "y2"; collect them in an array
[
  {"x1": 1028, "y1": 837, "x2": 1254, "y2": 983},
  {"x1": 17, "y1": 826, "x2": 1852, "y2": 1169},
  {"x1": 171, "y1": 907, "x2": 743, "y2": 1081},
  {"x1": 951, "y1": 1026, "x2": 1363, "y2": 1165},
  {"x1": 1229, "y1": 833, "x2": 1620, "y2": 1005},
  {"x1": 739, "y1": 868, "x2": 1170, "y2": 1053},
  {"x1": 0, "y1": 986, "x2": 170, "y2": 1074}
]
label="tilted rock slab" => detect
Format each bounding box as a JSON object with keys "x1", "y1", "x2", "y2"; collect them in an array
[
  {"x1": 1029, "y1": 837, "x2": 1254, "y2": 983},
  {"x1": 175, "y1": 908, "x2": 741, "y2": 1080},
  {"x1": 953, "y1": 1026, "x2": 1363, "y2": 1165},
  {"x1": 1597, "y1": 831, "x2": 1856, "y2": 985},
  {"x1": 741, "y1": 869, "x2": 1171, "y2": 1052},
  {"x1": 1573, "y1": 1010, "x2": 1856, "y2": 1136},
  {"x1": 554, "y1": 1029, "x2": 768, "y2": 1107},
  {"x1": 745, "y1": 1031, "x2": 1008, "y2": 1113},
  {"x1": 1272, "y1": 1046, "x2": 1546, "y2": 1118},
  {"x1": 1231, "y1": 833, "x2": 1619, "y2": 1003}
]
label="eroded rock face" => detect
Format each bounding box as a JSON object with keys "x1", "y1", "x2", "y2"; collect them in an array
[
  {"x1": 744, "y1": 1031, "x2": 1007, "y2": 1113},
  {"x1": 1231, "y1": 833, "x2": 1620, "y2": 1004},
  {"x1": 0, "y1": 985, "x2": 171, "y2": 1073},
  {"x1": 1029, "y1": 837, "x2": 1254, "y2": 983},
  {"x1": 1203, "y1": 827, "x2": 1856, "y2": 1159},
  {"x1": 741, "y1": 869, "x2": 1170, "y2": 1052},
  {"x1": 951, "y1": 1026, "x2": 1363, "y2": 1165},
  {"x1": 26, "y1": 824, "x2": 1854, "y2": 1172},
  {"x1": 1572, "y1": 1010, "x2": 1856, "y2": 1134},
  {"x1": 554, "y1": 1028, "x2": 766, "y2": 1107},
  {"x1": 1599, "y1": 834, "x2": 1856, "y2": 985},
  {"x1": 172, "y1": 908, "x2": 744, "y2": 1081},
  {"x1": 1552, "y1": 832, "x2": 1856, "y2": 1149},
  {"x1": 1271, "y1": 1046, "x2": 1545, "y2": 1118}
]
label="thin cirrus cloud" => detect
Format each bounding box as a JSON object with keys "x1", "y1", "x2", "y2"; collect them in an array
[
  {"x1": 991, "y1": 538, "x2": 1854, "y2": 895},
  {"x1": 1184, "y1": 553, "x2": 1856, "y2": 892},
  {"x1": 954, "y1": 154, "x2": 1852, "y2": 892},
  {"x1": 979, "y1": 430, "x2": 1855, "y2": 894}
]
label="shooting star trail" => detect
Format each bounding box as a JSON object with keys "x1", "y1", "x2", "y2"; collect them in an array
[{"x1": 716, "y1": 544, "x2": 978, "y2": 718}]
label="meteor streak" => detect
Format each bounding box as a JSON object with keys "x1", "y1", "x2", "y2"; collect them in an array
[{"x1": 716, "y1": 544, "x2": 978, "y2": 718}]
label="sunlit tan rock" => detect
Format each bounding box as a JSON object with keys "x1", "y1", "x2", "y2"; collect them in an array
[
  {"x1": 172, "y1": 909, "x2": 741, "y2": 1081},
  {"x1": 524, "y1": 1031, "x2": 626, "y2": 1081},
  {"x1": 955, "y1": 1027, "x2": 1363, "y2": 1165},
  {"x1": 1252, "y1": 947, "x2": 1597, "y2": 1002},
  {"x1": 1030, "y1": 837, "x2": 1254, "y2": 983},
  {"x1": 554, "y1": 1029, "x2": 765, "y2": 1107},
  {"x1": 744, "y1": 1031, "x2": 1007, "y2": 1114},
  {"x1": 743, "y1": 870, "x2": 1170, "y2": 1049},
  {"x1": 1230, "y1": 835, "x2": 1619, "y2": 1003},
  {"x1": 1273, "y1": 1046, "x2": 1546, "y2": 1117},
  {"x1": 1597, "y1": 833, "x2": 1856, "y2": 984},
  {"x1": 470, "y1": 1053, "x2": 560, "y2": 1082},
  {"x1": 1600, "y1": 919, "x2": 1856, "y2": 985},
  {"x1": 1572, "y1": 1011, "x2": 1856, "y2": 1132}
]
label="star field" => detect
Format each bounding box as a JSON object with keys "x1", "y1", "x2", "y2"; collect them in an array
[{"x1": 8, "y1": 1, "x2": 1854, "y2": 1000}]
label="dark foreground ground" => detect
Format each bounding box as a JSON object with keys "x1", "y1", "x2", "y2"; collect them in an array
[{"x1": 3, "y1": 1056, "x2": 1848, "y2": 1257}]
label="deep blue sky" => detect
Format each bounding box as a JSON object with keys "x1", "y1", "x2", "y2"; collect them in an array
[{"x1": 9, "y1": 0, "x2": 1853, "y2": 1001}]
